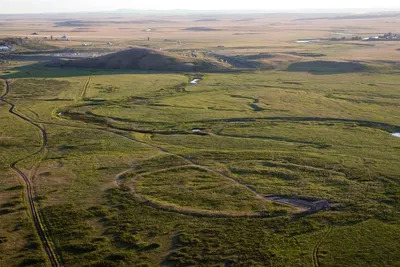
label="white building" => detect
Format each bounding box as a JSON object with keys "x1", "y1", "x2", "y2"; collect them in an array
[
  {"x1": 61, "y1": 35, "x2": 69, "y2": 41},
  {"x1": 0, "y1": 46, "x2": 9, "y2": 51}
]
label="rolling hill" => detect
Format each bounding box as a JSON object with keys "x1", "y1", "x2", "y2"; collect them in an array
[{"x1": 50, "y1": 47, "x2": 228, "y2": 71}]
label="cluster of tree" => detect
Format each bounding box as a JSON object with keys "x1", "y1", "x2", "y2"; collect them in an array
[
  {"x1": 329, "y1": 36, "x2": 362, "y2": 41},
  {"x1": 0, "y1": 38, "x2": 25, "y2": 46},
  {"x1": 380, "y1": 32, "x2": 399, "y2": 39}
]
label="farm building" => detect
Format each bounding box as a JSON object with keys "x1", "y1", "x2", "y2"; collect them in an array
[
  {"x1": 0, "y1": 46, "x2": 10, "y2": 51},
  {"x1": 61, "y1": 35, "x2": 69, "y2": 41}
]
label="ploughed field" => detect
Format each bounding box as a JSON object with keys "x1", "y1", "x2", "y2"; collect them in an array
[{"x1": 1, "y1": 66, "x2": 400, "y2": 266}]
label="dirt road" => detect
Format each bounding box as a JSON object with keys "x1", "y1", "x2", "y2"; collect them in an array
[
  {"x1": 0, "y1": 79, "x2": 61, "y2": 267},
  {"x1": 312, "y1": 226, "x2": 333, "y2": 267}
]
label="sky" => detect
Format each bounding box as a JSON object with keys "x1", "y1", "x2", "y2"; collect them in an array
[{"x1": 1, "y1": 0, "x2": 400, "y2": 14}]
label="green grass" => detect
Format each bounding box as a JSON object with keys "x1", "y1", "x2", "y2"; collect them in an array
[
  {"x1": 320, "y1": 220, "x2": 400, "y2": 267},
  {"x1": 0, "y1": 105, "x2": 47, "y2": 267},
  {"x1": 1, "y1": 64, "x2": 400, "y2": 266},
  {"x1": 135, "y1": 166, "x2": 288, "y2": 215}
]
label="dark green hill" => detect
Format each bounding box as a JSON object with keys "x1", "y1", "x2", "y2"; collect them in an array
[{"x1": 51, "y1": 47, "x2": 227, "y2": 71}]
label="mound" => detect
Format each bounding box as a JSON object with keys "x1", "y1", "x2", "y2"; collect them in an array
[
  {"x1": 50, "y1": 48, "x2": 226, "y2": 71},
  {"x1": 287, "y1": 52, "x2": 327, "y2": 57},
  {"x1": 184, "y1": 27, "x2": 220, "y2": 31},
  {"x1": 288, "y1": 60, "x2": 367, "y2": 74},
  {"x1": 55, "y1": 20, "x2": 89, "y2": 27},
  {"x1": 213, "y1": 53, "x2": 300, "y2": 69},
  {"x1": 194, "y1": 19, "x2": 221, "y2": 22}
]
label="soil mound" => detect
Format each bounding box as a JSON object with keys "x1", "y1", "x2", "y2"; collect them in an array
[
  {"x1": 50, "y1": 47, "x2": 225, "y2": 71},
  {"x1": 184, "y1": 27, "x2": 220, "y2": 31}
]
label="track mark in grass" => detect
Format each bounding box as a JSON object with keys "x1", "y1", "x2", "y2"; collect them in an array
[
  {"x1": 81, "y1": 76, "x2": 91, "y2": 100},
  {"x1": 116, "y1": 163, "x2": 291, "y2": 217},
  {"x1": 0, "y1": 79, "x2": 61, "y2": 267},
  {"x1": 39, "y1": 103, "x2": 316, "y2": 215},
  {"x1": 42, "y1": 118, "x2": 308, "y2": 214},
  {"x1": 312, "y1": 226, "x2": 333, "y2": 267}
]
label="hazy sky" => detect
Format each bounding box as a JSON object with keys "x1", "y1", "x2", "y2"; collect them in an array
[{"x1": 1, "y1": 0, "x2": 400, "y2": 14}]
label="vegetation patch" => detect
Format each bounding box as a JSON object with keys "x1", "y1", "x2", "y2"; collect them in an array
[
  {"x1": 9, "y1": 78, "x2": 71, "y2": 99},
  {"x1": 287, "y1": 52, "x2": 327, "y2": 57},
  {"x1": 184, "y1": 27, "x2": 221, "y2": 31},
  {"x1": 135, "y1": 166, "x2": 287, "y2": 215},
  {"x1": 288, "y1": 60, "x2": 367, "y2": 74}
]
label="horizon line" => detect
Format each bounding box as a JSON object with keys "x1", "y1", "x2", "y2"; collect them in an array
[{"x1": 1, "y1": 8, "x2": 400, "y2": 15}]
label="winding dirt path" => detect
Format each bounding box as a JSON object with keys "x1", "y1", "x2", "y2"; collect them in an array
[
  {"x1": 0, "y1": 79, "x2": 61, "y2": 267},
  {"x1": 37, "y1": 117, "x2": 306, "y2": 215},
  {"x1": 20, "y1": 99, "x2": 316, "y2": 217},
  {"x1": 312, "y1": 226, "x2": 333, "y2": 267},
  {"x1": 110, "y1": 131, "x2": 278, "y2": 202},
  {"x1": 118, "y1": 164, "x2": 294, "y2": 218},
  {"x1": 110, "y1": 132, "x2": 308, "y2": 216},
  {"x1": 36, "y1": 116, "x2": 301, "y2": 215}
]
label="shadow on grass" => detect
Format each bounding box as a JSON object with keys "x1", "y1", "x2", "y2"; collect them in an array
[
  {"x1": 197, "y1": 116, "x2": 400, "y2": 132},
  {"x1": 2, "y1": 61, "x2": 249, "y2": 79},
  {"x1": 287, "y1": 60, "x2": 368, "y2": 74}
]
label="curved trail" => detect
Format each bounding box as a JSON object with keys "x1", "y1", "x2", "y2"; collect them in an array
[
  {"x1": 36, "y1": 117, "x2": 302, "y2": 214},
  {"x1": 106, "y1": 131, "x2": 308, "y2": 215},
  {"x1": 38, "y1": 119, "x2": 277, "y2": 217},
  {"x1": 18, "y1": 99, "x2": 313, "y2": 217},
  {"x1": 0, "y1": 79, "x2": 61, "y2": 267},
  {"x1": 118, "y1": 165, "x2": 266, "y2": 218},
  {"x1": 37, "y1": 116, "x2": 306, "y2": 215},
  {"x1": 312, "y1": 226, "x2": 333, "y2": 267},
  {"x1": 107, "y1": 130, "x2": 279, "y2": 203},
  {"x1": 39, "y1": 117, "x2": 262, "y2": 198}
]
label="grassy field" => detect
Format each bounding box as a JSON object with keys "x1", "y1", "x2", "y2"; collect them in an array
[
  {"x1": 0, "y1": 100, "x2": 47, "y2": 266},
  {"x1": 1, "y1": 11, "x2": 400, "y2": 267}
]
